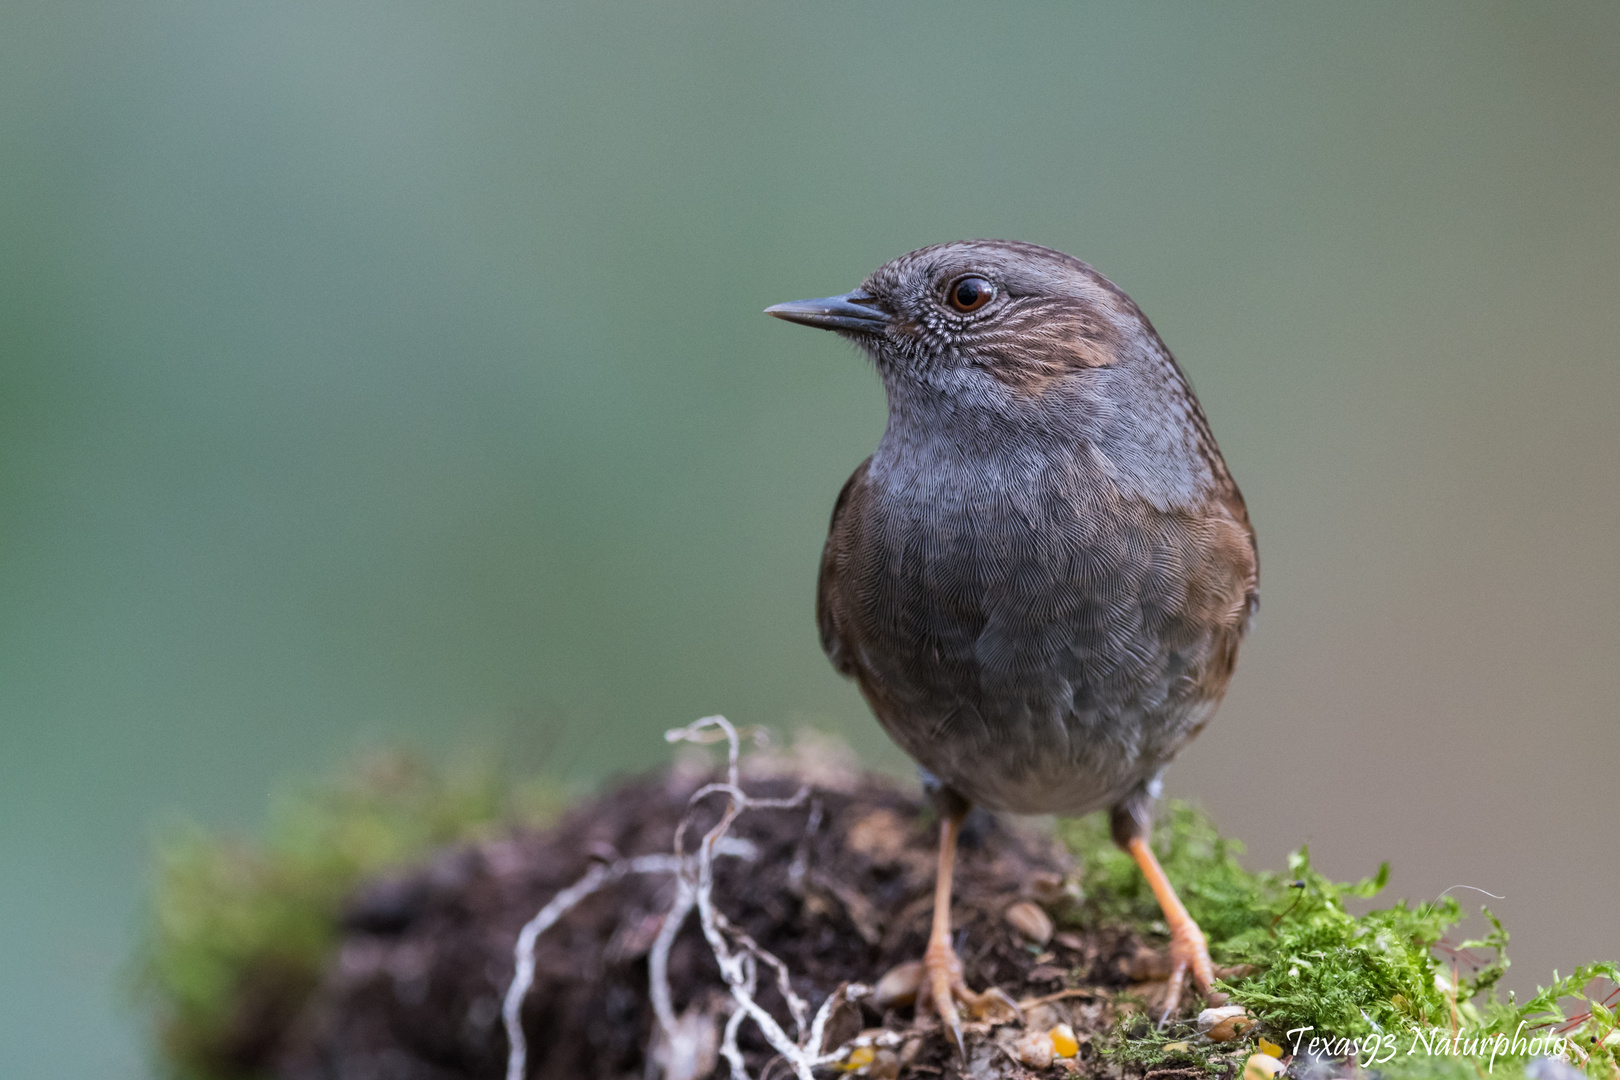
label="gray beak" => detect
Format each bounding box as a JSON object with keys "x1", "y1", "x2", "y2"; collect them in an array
[{"x1": 764, "y1": 290, "x2": 890, "y2": 334}]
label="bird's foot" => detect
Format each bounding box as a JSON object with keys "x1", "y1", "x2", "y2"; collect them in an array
[
  {"x1": 919, "y1": 939, "x2": 1021, "y2": 1055},
  {"x1": 1155, "y1": 915, "x2": 1214, "y2": 1025}
]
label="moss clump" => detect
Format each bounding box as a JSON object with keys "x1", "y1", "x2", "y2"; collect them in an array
[
  {"x1": 138, "y1": 751, "x2": 563, "y2": 1080},
  {"x1": 1095, "y1": 1014, "x2": 1255, "y2": 1076},
  {"x1": 1060, "y1": 803, "x2": 1619, "y2": 1080}
]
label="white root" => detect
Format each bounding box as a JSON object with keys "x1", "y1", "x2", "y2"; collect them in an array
[
  {"x1": 502, "y1": 852, "x2": 683, "y2": 1080},
  {"x1": 501, "y1": 716, "x2": 878, "y2": 1080}
]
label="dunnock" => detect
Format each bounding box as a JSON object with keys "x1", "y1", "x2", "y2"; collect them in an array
[{"x1": 767, "y1": 241, "x2": 1258, "y2": 1048}]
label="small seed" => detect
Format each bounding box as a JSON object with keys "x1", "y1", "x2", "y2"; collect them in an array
[
  {"x1": 1016, "y1": 1030, "x2": 1055, "y2": 1068},
  {"x1": 1244, "y1": 1053, "x2": 1286, "y2": 1080},
  {"x1": 1050, "y1": 1022, "x2": 1080, "y2": 1058},
  {"x1": 1004, "y1": 900, "x2": 1055, "y2": 945},
  {"x1": 1210, "y1": 1015, "x2": 1255, "y2": 1041},
  {"x1": 1197, "y1": 1004, "x2": 1252, "y2": 1042},
  {"x1": 872, "y1": 960, "x2": 923, "y2": 1009},
  {"x1": 1196, "y1": 1004, "x2": 1246, "y2": 1030},
  {"x1": 839, "y1": 1045, "x2": 874, "y2": 1072}
]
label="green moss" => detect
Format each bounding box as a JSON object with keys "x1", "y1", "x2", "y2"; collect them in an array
[
  {"x1": 1060, "y1": 803, "x2": 1619, "y2": 1080},
  {"x1": 137, "y1": 751, "x2": 564, "y2": 1080},
  {"x1": 1095, "y1": 1013, "x2": 1252, "y2": 1076}
]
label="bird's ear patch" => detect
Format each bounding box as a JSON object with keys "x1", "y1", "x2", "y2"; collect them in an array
[{"x1": 980, "y1": 304, "x2": 1120, "y2": 394}]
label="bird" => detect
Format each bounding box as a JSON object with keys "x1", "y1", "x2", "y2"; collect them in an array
[{"x1": 764, "y1": 240, "x2": 1258, "y2": 1051}]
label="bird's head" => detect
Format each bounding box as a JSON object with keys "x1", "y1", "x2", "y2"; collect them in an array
[{"x1": 766, "y1": 240, "x2": 1159, "y2": 399}]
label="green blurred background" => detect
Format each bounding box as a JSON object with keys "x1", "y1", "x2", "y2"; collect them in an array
[{"x1": 3, "y1": 3, "x2": 1617, "y2": 1075}]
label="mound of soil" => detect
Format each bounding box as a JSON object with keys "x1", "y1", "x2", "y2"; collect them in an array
[{"x1": 275, "y1": 745, "x2": 1165, "y2": 1080}]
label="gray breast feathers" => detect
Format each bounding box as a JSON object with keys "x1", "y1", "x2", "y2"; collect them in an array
[{"x1": 816, "y1": 449, "x2": 1255, "y2": 815}]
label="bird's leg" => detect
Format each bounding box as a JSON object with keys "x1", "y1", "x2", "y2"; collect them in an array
[
  {"x1": 918, "y1": 806, "x2": 1019, "y2": 1055},
  {"x1": 1123, "y1": 833, "x2": 1213, "y2": 1023}
]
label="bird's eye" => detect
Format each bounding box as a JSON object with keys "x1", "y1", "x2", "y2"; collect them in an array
[{"x1": 946, "y1": 275, "x2": 994, "y2": 313}]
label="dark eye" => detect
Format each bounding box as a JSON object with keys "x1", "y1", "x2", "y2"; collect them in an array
[{"x1": 947, "y1": 275, "x2": 994, "y2": 313}]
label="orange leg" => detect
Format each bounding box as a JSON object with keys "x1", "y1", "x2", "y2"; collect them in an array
[
  {"x1": 1125, "y1": 835, "x2": 1213, "y2": 1022},
  {"x1": 919, "y1": 809, "x2": 1019, "y2": 1054}
]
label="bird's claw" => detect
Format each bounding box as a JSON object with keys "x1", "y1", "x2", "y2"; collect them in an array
[{"x1": 920, "y1": 943, "x2": 1021, "y2": 1056}]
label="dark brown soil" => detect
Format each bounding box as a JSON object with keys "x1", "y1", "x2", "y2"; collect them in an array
[{"x1": 274, "y1": 745, "x2": 1163, "y2": 1080}]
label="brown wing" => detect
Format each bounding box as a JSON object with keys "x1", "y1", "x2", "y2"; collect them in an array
[
  {"x1": 1214, "y1": 469, "x2": 1260, "y2": 637},
  {"x1": 815, "y1": 456, "x2": 871, "y2": 679},
  {"x1": 1164, "y1": 474, "x2": 1258, "y2": 726}
]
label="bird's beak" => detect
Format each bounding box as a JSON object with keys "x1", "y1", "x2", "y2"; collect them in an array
[{"x1": 764, "y1": 290, "x2": 890, "y2": 334}]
